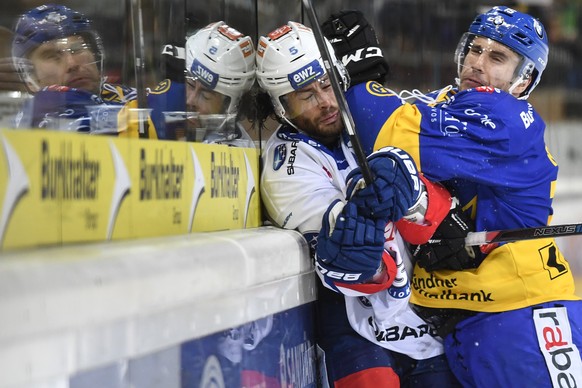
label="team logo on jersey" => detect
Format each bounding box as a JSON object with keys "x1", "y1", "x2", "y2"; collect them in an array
[
  {"x1": 149, "y1": 79, "x2": 171, "y2": 94},
  {"x1": 273, "y1": 144, "x2": 287, "y2": 171},
  {"x1": 366, "y1": 81, "x2": 395, "y2": 97},
  {"x1": 190, "y1": 59, "x2": 218, "y2": 90},
  {"x1": 288, "y1": 59, "x2": 324, "y2": 90},
  {"x1": 539, "y1": 241, "x2": 568, "y2": 279}
]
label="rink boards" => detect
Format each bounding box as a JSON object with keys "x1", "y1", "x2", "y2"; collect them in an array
[
  {"x1": 0, "y1": 227, "x2": 317, "y2": 387},
  {"x1": 0, "y1": 126, "x2": 580, "y2": 387},
  {"x1": 0, "y1": 128, "x2": 261, "y2": 251}
]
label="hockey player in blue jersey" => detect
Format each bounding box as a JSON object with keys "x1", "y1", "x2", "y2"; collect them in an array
[
  {"x1": 11, "y1": 4, "x2": 156, "y2": 138},
  {"x1": 322, "y1": 6, "x2": 582, "y2": 387},
  {"x1": 257, "y1": 20, "x2": 460, "y2": 387},
  {"x1": 147, "y1": 21, "x2": 255, "y2": 146}
]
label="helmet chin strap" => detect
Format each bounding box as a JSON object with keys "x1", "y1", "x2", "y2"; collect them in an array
[
  {"x1": 272, "y1": 97, "x2": 300, "y2": 131},
  {"x1": 281, "y1": 115, "x2": 300, "y2": 131}
]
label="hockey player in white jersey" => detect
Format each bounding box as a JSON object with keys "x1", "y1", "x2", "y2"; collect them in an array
[{"x1": 256, "y1": 21, "x2": 460, "y2": 387}]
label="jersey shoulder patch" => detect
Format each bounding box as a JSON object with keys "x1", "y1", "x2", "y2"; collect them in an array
[{"x1": 149, "y1": 79, "x2": 172, "y2": 94}]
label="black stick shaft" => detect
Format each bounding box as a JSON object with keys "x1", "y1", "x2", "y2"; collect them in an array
[
  {"x1": 301, "y1": 0, "x2": 373, "y2": 184},
  {"x1": 465, "y1": 223, "x2": 582, "y2": 246},
  {"x1": 129, "y1": 0, "x2": 149, "y2": 138}
]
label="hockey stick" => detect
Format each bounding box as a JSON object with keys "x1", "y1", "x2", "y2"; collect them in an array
[
  {"x1": 301, "y1": 0, "x2": 373, "y2": 185},
  {"x1": 129, "y1": 0, "x2": 149, "y2": 138},
  {"x1": 465, "y1": 223, "x2": 582, "y2": 246}
]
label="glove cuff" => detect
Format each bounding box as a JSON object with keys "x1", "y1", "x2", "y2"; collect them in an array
[
  {"x1": 332, "y1": 250, "x2": 397, "y2": 295},
  {"x1": 395, "y1": 175, "x2": 452, "y2": 244}
]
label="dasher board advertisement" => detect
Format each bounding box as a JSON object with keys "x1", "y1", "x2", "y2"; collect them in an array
[{"x1": 0, "y1": 129, "x2": 260, "y2": 250}]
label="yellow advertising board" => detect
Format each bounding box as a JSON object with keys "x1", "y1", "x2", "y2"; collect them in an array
[{"x1": 0, "y1": 129, "x2": 261, "y2": 251}]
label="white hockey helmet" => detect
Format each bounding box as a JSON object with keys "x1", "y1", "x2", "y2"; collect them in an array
[
  {"x1": 255, "y1": 21, "x2": 349, "y2": 118},
  {"x1": 185, "y1": 21, "x2": 255, "y2": 114}
]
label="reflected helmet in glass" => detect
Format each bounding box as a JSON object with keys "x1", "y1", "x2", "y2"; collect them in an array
[
  {"x1": 185, "y1": 21, "x2": 255, "y2": 115},
  {"x1": 455, "y1": 6, "x2": 548, "y2": 99},
  {"x1": 255, "y1": 21, "x2": 349, "y2": 118},
  {"x1": 12, "y1": 4, "x2": 104, "y2": 90}
]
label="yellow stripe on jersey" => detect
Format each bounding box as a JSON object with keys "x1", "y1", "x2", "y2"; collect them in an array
[{"x1": 373, "y1": 104, "x2": 424, "y2": 173}]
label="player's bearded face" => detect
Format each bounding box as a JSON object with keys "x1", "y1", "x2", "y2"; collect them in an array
[
  {"x1": 186, "y1": 78, "x2": 228, "y2": 115},
  {"x1": 29, "y1": 35, "x2": 101, "y2": 94},
  {"x1": 283, "y1": 75, "x2": 342, "y2": 146},
  {"x1": 458, "y1": 36, "x2": 530, "y2": 96}
]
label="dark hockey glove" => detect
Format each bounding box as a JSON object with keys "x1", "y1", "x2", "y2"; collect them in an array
[
  {"x1": 412, "y1": 198, "x2": 483, "y2": 272},
  {"x1": 316, "y1": 200, "x2": 386, "y2": 284},
  {"x1": 161, "y1": 44, "x2": 186, "y2": 82},
  {"x1": 346, "y1": 146, "x2": 421, "y2": 222},
  {"x1": 321, "y1": 9, "x2": 390, "y2": 85}
]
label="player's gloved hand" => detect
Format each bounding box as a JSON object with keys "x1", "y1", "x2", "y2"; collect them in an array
[
  {"x1": 26, "y1": 85, "x2": 101, "y2": 132},
  {"x1": 412, "y1": 197, "x2": 483, "y2": 271},
  {"x1": 161, "y1": 43, "x2": 186, "y2": 82},
  {"x1": 346, "y1": 146, "x2": 421, "y2": 222},
  {"x1": 321, "y1": 9, "x2": 390, "y2": 85},
  {"x1": 316, "y1": 200, "x2": 386, "y2": 284}
]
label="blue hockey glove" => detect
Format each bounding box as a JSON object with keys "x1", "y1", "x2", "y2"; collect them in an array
[
  {"x1": 316, "y1": 199, "x2": 385, "y2": 284},
  {"x1": 346, "y1": 146, "x2": 422, "y2": 221}
]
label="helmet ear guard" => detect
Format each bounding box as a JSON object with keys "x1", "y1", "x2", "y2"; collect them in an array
[{"x1": 255, "y1": 21, "x2": 349, "y2": 120}]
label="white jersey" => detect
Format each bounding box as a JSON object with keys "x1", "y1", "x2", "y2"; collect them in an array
[
  {"x1": 337, "y1": 222, "x2": 444, "y2": 359},
  {"x1": 261, "y1": 124, "x2": 444, "y2": 360}
]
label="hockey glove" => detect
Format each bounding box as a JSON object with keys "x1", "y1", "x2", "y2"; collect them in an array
[
  {"x1": 316, "y1": 200, "x2": 386, "y2": 284},
  {"x1": 412, "y1": 197, "x2": 483, "y2": 271},
  {"x1": 346, "y1": 146, "x2": 422, "y2": 222},
  {"x1": 161, "y1": 44, "x2": 186, "y2": 82},
  {"x1": 321, "y1": 9, "x2": 390, "y2": 85}
]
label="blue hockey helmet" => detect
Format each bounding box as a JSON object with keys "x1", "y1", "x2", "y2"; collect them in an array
[
  {"x1": 12, "y1": 4, "x2": 104, "y2": 91},
  {"x1": 456, "y1": 6, "x2": 548, "y2": 99}
]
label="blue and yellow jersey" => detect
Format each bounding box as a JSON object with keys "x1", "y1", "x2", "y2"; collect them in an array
[
  {"x1": 101, "y1": 82, "x2": 158, "y2": 140},
  {"x1": 346, "y1": 81, "x2": 579, "y2": 312},
  {"x1": 147, "y1": 79, "x2": 186, "y2": 140}
]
